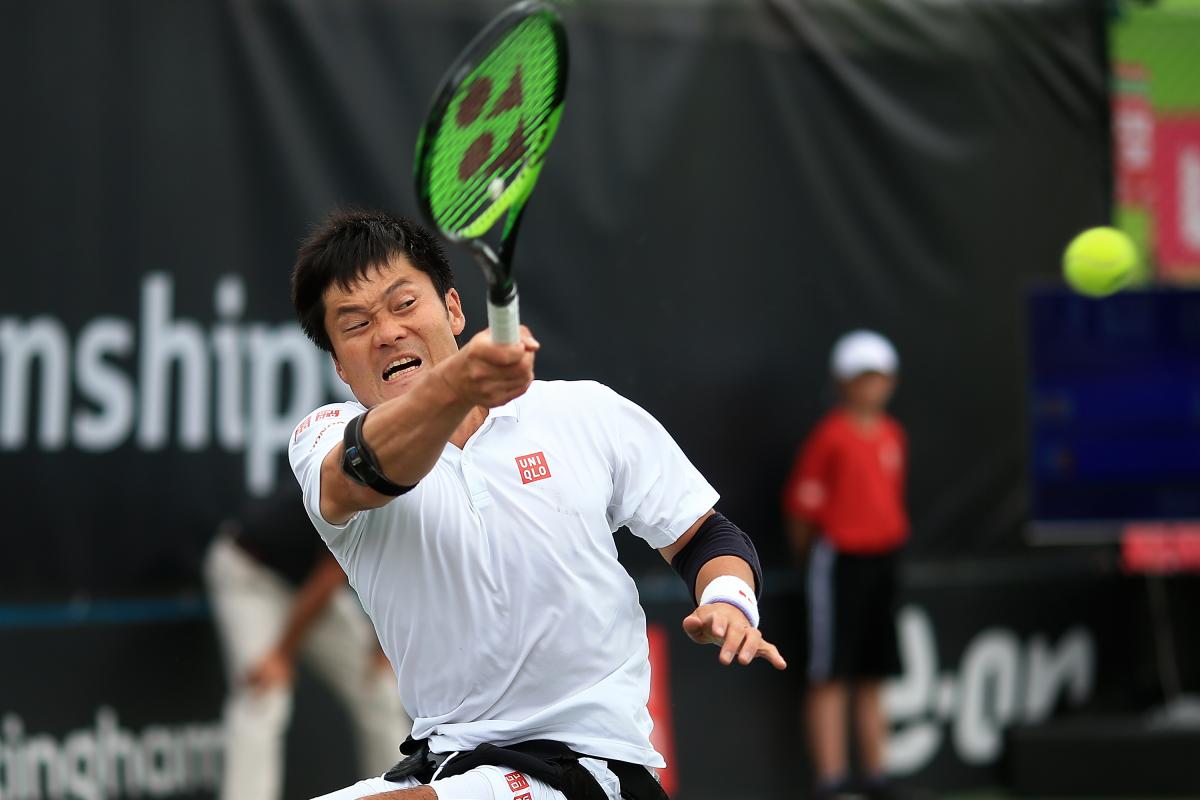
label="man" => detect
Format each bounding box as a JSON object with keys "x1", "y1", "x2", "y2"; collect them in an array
[
  {"x1": 288, "y1": 209, "x2": 785, "y2": 800},
  {"x1": 205, "y1": 485, "x2": 411, "y2": 800},
  {"x1": 782, "y1": 330, "x2": 908, "y2": 800}
]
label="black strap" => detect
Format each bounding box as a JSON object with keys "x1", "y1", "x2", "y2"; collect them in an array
[
  {"x1": 442, "y1": 741, "x2": 606, "y2": 800},
  {"x1": 608, "y1": 760, "x2": 670, "y2": 800},
  {"x1": 383, "y1": 737, "x2": 670, "y2": 800},
  {"x1": 341, "y1": 410, "x2": 414, "y2": 497},
  {"x1": 382, "y1": 738, "x2": 438, "y2": 783}
]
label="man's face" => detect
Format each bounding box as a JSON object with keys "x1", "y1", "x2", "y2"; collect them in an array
[
  {"x1": 323, "y1": 256, "x2": 465, "y2": 408},
  {"x1": 842, "y1": 371, "x2": 896, "y2": 413}
]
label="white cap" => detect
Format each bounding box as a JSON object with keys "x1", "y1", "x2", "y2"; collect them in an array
[{"x1": 830, "y1": 330, "x2": 898, "y2": 380}]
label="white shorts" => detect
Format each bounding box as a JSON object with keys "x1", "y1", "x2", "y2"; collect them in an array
[{"x1": 312, "y1": 759, "x2": 623, "y2": 800}]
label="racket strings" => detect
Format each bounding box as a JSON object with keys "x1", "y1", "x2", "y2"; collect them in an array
[
  {"x1": 426, "y1": 16, "x2": 563, "y2": 235},
  {"x1": 437, "y1": 133, "x2": 544, "y2": 234},
  {"x1": 433, "y1": 70, "x2": 558, "y2": 228}
]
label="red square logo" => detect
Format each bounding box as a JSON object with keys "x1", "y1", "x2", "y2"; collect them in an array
[
  {"x1": 514, "y1": 795, "x2": 532, "y2": 800},
  {"x1": 515, "y1": 452, "x2": 551, "y2": 485},
  {"x1": 504, "y1": 771, "x2": 530, "y2": 791}
]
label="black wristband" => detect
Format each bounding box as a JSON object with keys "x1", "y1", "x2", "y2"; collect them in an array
[
  {"x1": 341, "y1": 410, "x2": 415, "y2": 497},
  {"x1": 669, "y1": 512, "x2": 763, "y2": 602}
]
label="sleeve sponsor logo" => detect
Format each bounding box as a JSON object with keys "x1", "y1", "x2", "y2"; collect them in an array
[
  {"x1": 294, "y1": 408, "x2": 342, "y2": 445},
  {"x1": 293, "y1": 415, "x2": 313, "y2": 443},
  {"x1": 504, "y1": 771, "x2": 530, "y2": 792}
]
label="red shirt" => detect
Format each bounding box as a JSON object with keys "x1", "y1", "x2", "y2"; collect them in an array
[{"x1": 782, "y1": 409, "x2": 909, "y2": 554}]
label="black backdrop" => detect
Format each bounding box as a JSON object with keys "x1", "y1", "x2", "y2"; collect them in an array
[
  {"x1": 0, "y1": 1, "x2": 1117, "y2": 796},
  {"x1": 0, "y1": 0, "x2": 1111, "y2": 599}
]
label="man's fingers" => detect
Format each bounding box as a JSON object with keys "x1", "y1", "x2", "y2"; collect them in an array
[
  {"x1": 718, "y1": 624, "x2": 747, "y2": 665},
  {"x1": 737, "y1": 628, "x2": 762, "y2": 665},
  {"x1": 475, "y1": 343, "x2": 527, "y2": 367},
  {"x1": 518, "y1": 325, "x2": 540, "y2": 351},
  {"x1": 683, "y1": 606, "x2": 788, "y2": 670},
  {"x1": 466, "y1": 349, "x2": 537, "y2": 406},
  {"x1": 482, "y1": 373, "x2": 535, "y2": 405},
  {"x1": 469, "y1": 351, "x2": 536, "y2": 387},
  {"x1": 681, "y1": 612, "x2": 709, "y2": 644},
  {"x1": 758, "y1": 641, "x2": 788, "y2": 670},
  {"x1": 682, "y1": 610, "x2": 724, "y2": 645}
]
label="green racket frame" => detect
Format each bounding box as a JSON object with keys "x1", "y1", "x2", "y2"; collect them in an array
[{"x1": 414, "y1": 1, "x2": 568, "y2": 344}]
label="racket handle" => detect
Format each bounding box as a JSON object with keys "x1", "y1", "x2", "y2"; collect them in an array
[{"x1": 487, "y1": 293, "x2": 520, "y2": 345}]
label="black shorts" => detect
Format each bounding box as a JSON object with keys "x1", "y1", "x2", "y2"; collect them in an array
[{"x1": 805, "y1": 539, "x2": 901, "y2": 682}]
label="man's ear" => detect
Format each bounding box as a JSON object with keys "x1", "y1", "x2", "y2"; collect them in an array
[
  {"x1": 446, "y1": 288, "x2": 466, "y2": 336},
  {"x1": 332, "y1": 353, "x2": 349, "y2": 386}
]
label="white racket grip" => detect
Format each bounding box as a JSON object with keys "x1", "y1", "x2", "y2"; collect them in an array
[{"x1": 487, "y1": 294, "x2": 520, "y2": 345}]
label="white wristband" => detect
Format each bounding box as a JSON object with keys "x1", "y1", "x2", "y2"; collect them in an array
[{"x1": 699, "y1": 575, "x2": 759, "y2": 629}]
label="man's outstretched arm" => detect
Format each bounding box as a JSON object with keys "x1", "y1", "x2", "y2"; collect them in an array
[
  {"x1": 659, "y1": 511, "x2": 787, "y2": 670},
  {"x1": 318, "y1": 328, "x2": 538, "y2": 525}
]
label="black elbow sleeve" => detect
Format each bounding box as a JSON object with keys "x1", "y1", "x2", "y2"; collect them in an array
[{"x1": 669, "y1": 513, "x2": 763, "y2": 602}]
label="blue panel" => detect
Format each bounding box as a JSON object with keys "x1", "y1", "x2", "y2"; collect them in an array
[{"x1": 1028, "y1": 287, "x2": 1200, "y2": 521}]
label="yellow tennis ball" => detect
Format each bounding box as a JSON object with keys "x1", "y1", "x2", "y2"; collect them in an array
[{"x1": 1062, "y1": 227, "x2": 1138, "y2": 298}]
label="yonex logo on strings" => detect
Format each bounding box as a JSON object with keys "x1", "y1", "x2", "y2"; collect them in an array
[
  {"x1": 515, "y1": 451, "x2": 551, "y2": 485},
  {"x1": 454, "y1": 67, "x2": 527, "y2": 183}
]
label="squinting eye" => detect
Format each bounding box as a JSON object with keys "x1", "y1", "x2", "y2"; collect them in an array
[
  {"x1": 344, "y1": 321, "x2": 368, "y2": 333},
  {"x1": 394, "y1": 298, "x2": 416, "y2": 311}
]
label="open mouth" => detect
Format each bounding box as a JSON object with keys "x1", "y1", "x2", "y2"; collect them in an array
[{"x1": 382, "y1": 357, "x2": 422, "y2": 383}]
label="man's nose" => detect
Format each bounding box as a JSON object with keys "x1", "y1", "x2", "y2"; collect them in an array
[{"x1": 373, "y1": 314, "x2": 408, "y2": 346}]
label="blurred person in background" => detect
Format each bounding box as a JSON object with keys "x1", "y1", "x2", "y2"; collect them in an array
[
  {"x1": 782, "y1": 330, "x2": 908, "y2": 800},
  {"x1": 204, "y1": 484, "x2": 411, "y2": 800}
]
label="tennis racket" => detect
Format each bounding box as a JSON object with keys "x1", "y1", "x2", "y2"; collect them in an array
[{"x1": 414, "y1": 0, "x2": 569, "y2": 345}]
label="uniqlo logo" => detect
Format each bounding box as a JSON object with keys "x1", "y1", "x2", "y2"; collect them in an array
[
  {"x1": 504, "y1": 771, "x2": 530, "y2": 791},
  {"x1": 513, "y1": 795, "x2": 532, "y2": 800},
  {"x1": 515, "y1": 452, "x2": 551, "y2": 485}
]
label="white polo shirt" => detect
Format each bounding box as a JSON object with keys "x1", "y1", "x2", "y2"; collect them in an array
[{"x1": 289, "y1": 380, "x2": 718, "y2": 767}]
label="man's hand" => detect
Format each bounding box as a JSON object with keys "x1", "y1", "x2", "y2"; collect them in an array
[
  {"x1": 682, "y1": 602, "x2": 787, "y2": 670},
  {"x1": 245, "y1": 649, "x2": 294, "y2": 692},
  {"x1": 444, "y1": 326, "x2": 539, "y2": 408}
]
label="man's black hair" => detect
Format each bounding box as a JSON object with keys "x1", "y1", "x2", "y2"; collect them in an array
[{"x1": 291, "y1": 209, "x2": 455, "y2": 354}]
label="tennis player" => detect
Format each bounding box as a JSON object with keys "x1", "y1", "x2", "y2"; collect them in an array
[{"x1": 288, "y1": 209, "x2": 784, "y2": 800}]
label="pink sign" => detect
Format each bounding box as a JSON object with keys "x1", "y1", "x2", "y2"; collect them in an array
[{"x1": 1153, "y1": 115, "x2": 1200, "y2": 278}]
